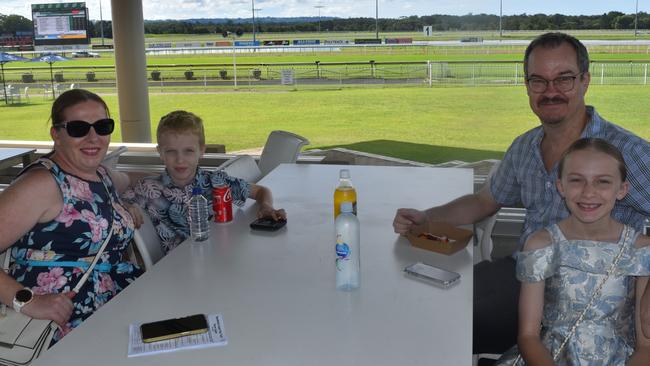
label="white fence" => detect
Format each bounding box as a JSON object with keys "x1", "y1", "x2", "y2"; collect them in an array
[{"x1": 3, "y1": 61, "x2": 648, "y2": 93}]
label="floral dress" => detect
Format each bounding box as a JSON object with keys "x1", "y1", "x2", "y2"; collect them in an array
[
  {"x1": 122, "y1": 167, "x2": 250, "y2": 254},
  {"x1": 496, "y1": 224, "x2": 650, "y2": 365},
  {"x1": 9, "y1": 157, "x2": 142, "y2": 343}
]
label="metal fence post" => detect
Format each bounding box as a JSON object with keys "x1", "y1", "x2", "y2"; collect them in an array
[
  {"x1": 472, "y1": 64, "x2": 475, "y2": 85},
  {"x1": 428, "y1": 60, "x2": 432, "y2": 88},
  {"x1": 515, "y1": 63, "x2": 519, "y2": 86},
  {"x1": 644, "y1": 63, "x2": 648, "y2": 85},
  {"x1": 601, "y1": 63, "x2": 605, "y2": 85}
]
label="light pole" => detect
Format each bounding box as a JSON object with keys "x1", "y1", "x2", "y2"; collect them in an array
[
  {"x1": 375, "y1": 0, "x2": 379, "y2": 39},
  {"x1": 634, "y1": 0, "x2": 639, "y2": 39},
  {"x1": 499, "y1": 0, "x2": 503, "y2": 39},
  {"x1": 254, "y1": 8, "x2": 262, "y2": 35},
  {"x1": 223, "y1": 31, "x2": 242, "y2": 88},
  {"x1": 251, "y1": 0, "x2": 256, "y2": 43},
  {"x1": 314, "y1": 5, "x2": 325, "y2": 33},
  {"x1": 99, "y1": 0, "x2": 105, "y2": 46}
]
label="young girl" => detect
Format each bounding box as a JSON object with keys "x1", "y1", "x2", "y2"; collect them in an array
[{"x1": 497, "y1": 138, "x2": 650, "y2": 365}]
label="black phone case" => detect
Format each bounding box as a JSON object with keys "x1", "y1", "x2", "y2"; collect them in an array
[{"x1": 250, "y1": 218, "x2": 287, "y2": 231}]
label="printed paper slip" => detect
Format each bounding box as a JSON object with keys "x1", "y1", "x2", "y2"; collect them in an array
[{"x1": 128, "y1": 313, "x2": 227, "y2": 357}]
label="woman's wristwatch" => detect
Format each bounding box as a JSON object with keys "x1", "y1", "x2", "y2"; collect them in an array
[{"x1": 13, "y1": 288, "x2": 34, "y2": 313}]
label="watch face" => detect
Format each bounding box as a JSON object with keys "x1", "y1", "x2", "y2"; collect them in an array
[{"x1": 16, "y1": 289, "x2": 32, "y2": 303}]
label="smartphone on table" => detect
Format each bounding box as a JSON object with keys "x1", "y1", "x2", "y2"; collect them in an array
[
  {"x1": 250, "y1": 217, "x2": 287, "y2": 231},
  {"x1": 140, "y1": 313, "x2": 209, "y2": 343},
  {"x1": 404, "y1": 262, "x2": 461, "y2": 288}
]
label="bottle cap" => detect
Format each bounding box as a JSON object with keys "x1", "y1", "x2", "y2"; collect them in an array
[
  {"x1": 340, "y1": 202, "x2": 353, "y2": 213},
  {"x1": 192, "y1": 187, "x2": 203, "y2": 195},
  {"x1": 339, "y1": 169, "x2": 350, "y2": 179}
]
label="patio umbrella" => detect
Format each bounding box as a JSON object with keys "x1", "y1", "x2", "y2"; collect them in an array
[
  {"x1": 30, "y1": 53, "x2": 71, "y2": 99},
  {"x1": 0, "y1": 52, "x2": 28, "y2": 104}
]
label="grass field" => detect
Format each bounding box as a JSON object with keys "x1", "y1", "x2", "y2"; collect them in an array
[
  {"x1": 2, "y1": 31, "x2": 648, "y2": 164},
  {"x1": 1, "y1": 85, "x2": 648, "y2": 164}
]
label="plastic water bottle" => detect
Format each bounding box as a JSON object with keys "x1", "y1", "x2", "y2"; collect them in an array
[
  {"x1": 334, "y1": 169, "x2": 357, "y2": 218},
  {"x1": 188, "y1": 187, "x2": 210, "y2": 242},
  {"x1": 335, "y1": 202, "x2": 360, "y2": 290}
]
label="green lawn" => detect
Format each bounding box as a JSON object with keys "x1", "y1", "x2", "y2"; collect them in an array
[{"x1": 1, "y1": 85, "x2": 648, "y2": 164}]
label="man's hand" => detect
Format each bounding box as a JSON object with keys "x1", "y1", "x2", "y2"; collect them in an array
[
  {"x1": 21, "y1": 291, "x2": 76, "y2": 328},
  {"x1": 258, "y1": 203, "x2": 287, "y2": 221},
  {"x1": 125, "y1": 203, "x2": 144, "y2": 229},
  {"x1": 393, "y1": 208, "x2": 427, "y2": 235}
]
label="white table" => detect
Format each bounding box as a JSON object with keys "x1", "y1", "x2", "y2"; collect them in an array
[
  {"x1": 34, "y1": 164, "x2": 474, "y2": 366},
  {"x1": 0, "y1": 148, "x2": 34, "y2": 170}
]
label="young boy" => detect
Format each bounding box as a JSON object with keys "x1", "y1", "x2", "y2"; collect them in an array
[{"x1": 123, "y1": 110, "x2": 286, "y2": 254}]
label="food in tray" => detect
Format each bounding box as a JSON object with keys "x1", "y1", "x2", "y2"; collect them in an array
[{"x1": 417, "y1": 232, "x2": 456, "y2": 243}]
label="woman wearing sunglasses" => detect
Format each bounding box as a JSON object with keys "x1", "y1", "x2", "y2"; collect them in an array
[{"x1": 0, "y1": 89, "x2": 142, "y2": 345}]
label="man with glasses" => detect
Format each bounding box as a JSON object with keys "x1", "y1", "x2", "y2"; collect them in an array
[{"x1": 393, "y1": 32, "x2": 650, "y2": 356}]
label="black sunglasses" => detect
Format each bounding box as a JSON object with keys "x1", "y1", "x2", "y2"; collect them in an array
[{"x1": 55, "y1": 118, "x2": 115, "y2": 138}]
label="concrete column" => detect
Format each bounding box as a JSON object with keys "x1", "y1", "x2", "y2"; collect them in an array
[{"x1": 111, "y1": 0, "x2": 152, "y2": 142}]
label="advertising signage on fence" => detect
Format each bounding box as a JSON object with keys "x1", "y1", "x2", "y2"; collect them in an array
[
  {"x1": 214, "y1": 41, "x2": 232, "y2": 47},
  {"x1": 148, "y1": 42, "x2": 172, "y2": 48},
  {"x1": 32, "y1": 2, "x2": 90, "y2": 46},
  {"x1": 234, "y1": 41, "x2": 260, "y2": 47},
  {"x1": 293, "y1": 39, "x2": 320, "y2": 45},
  {"x1": 281, "y1": 69, "x2": 294, "y2": 85},
  {"x1": 263, "y1": 40, "x2": 290, "y2": 46},
  {"x1": 354, "y1": 39, "x2": 382, "y2": 45},
  {"x1": 176, "y1": 42, "x2": 202, "y2": 48},
  {"x1": 323, "y1": 40, "x2": 350, "y2": 45},
  {"x1": 323, "y1": 39, "x2": 350, "y2": 45},
  {"x1": 385, "y1": 38, "x2": 413, "y2": 44}
]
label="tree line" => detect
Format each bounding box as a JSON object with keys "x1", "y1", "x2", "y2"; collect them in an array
[
  {"x1": 141, "y1": 12, "x2": 650, "y2": 35},
  {"x1": 1, "y1": 12, "x2": 648, "y2": 37}
]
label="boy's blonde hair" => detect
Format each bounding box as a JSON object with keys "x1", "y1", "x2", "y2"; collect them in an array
[{"x1": 156, "y1": 110, "x2": 205, "y2": 146}]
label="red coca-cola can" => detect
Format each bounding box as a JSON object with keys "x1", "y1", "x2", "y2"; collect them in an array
[{"x1": 213, "y1": 185, "x2": 233, "y2": 223}]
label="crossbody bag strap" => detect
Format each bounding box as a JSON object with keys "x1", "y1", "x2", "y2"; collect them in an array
[
  {"x1": 552, "y1": 225, "x2": 630, "y2": 361},
  {"x1": 71, "y1": 226, "x2": 114, "y2": 293}
]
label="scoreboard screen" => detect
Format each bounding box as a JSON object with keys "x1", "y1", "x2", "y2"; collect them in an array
[{"x1": 32, "y1": 2, "x2": 90, "y2": 46}]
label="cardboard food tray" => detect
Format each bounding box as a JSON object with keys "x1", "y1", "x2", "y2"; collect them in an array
[{"x1": 406, "y1": 222, "x2": 473, "y2": 255}]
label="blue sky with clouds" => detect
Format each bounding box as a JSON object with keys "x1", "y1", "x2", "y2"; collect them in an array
[{"x1": 2, "y1": 1, "x2": 648, "y2": 21}]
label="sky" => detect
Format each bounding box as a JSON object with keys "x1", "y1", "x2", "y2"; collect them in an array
[{"x1": 1, "y1": 0, "x2": 648, "y2": 21}]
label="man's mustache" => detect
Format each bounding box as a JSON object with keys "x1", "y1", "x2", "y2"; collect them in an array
[{"x1": 539, "y1": 96, "x2": 568, "y2": 104}]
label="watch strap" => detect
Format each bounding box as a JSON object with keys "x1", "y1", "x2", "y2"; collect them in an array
[{"x1": 12, "y1": 288, "x2": 34, "y2": 313}]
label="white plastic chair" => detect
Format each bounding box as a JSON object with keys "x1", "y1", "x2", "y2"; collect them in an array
[
  {"x1": 219, "y1": 154, "x2": 262, "y2": 183},
  {"x1": 133, "y1": 213, "x2": 164, "y2": 271},
  {"x1": 257, "y1": 130, "x2": 309, "y2": 178},
  {"x1": 102, "y1": 146, "x2": 128, "y2": 170},
  {"x1": 6, "y1": 85, "x2": 20, "y2": 103}
]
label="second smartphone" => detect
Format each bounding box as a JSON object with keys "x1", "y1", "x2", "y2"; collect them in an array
[{"x1": 140, "y1": 314, "x2": 209, "y2": 343}]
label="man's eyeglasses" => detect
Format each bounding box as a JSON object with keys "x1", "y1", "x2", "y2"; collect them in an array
[
  {"x1": 526, "y1": 73, "x2": 584, "y2": 93},
  {"x1": 54, "y1": 118, "x2": 115, "y2": 138}
]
